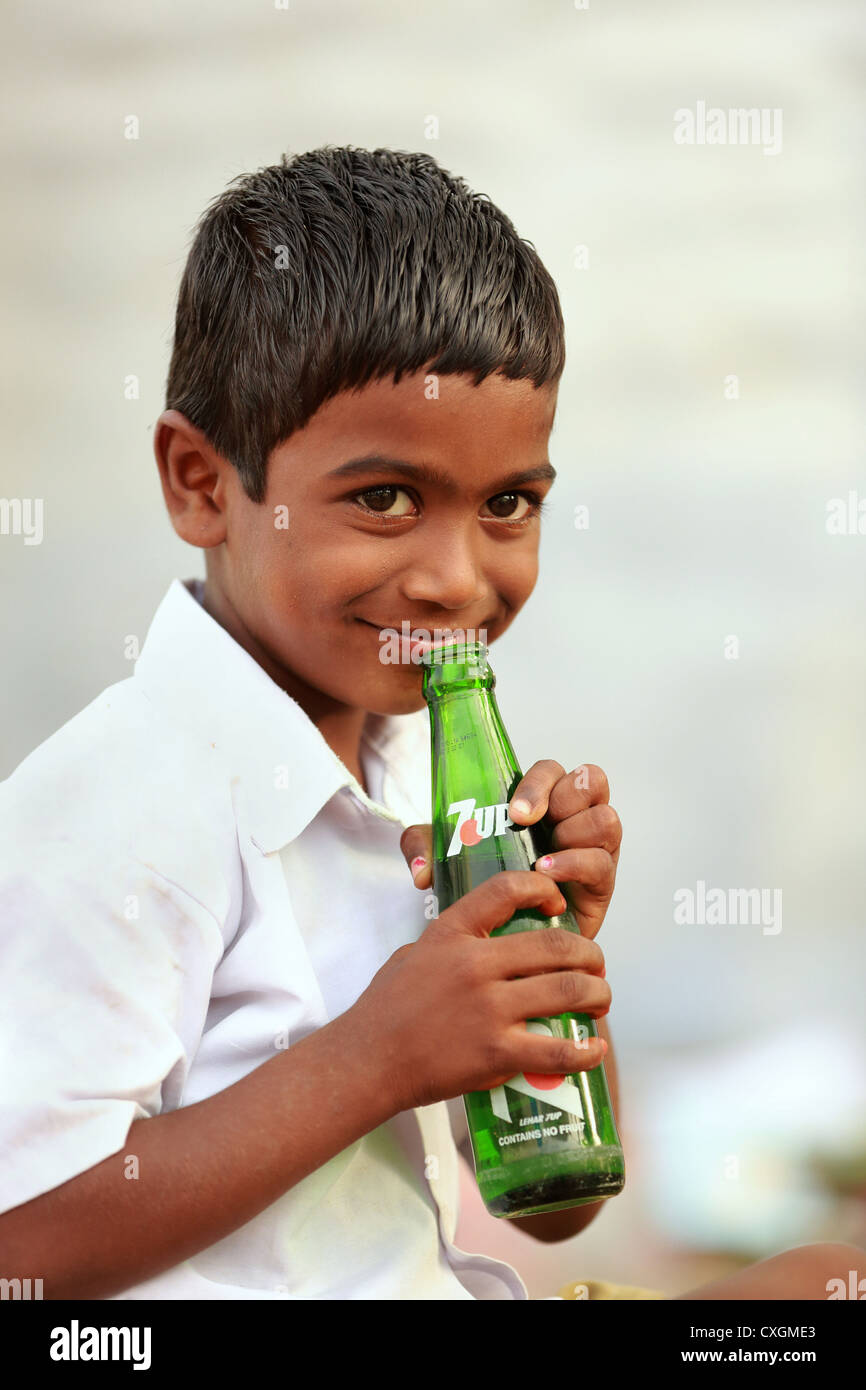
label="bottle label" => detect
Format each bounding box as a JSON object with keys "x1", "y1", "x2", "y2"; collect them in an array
[
  {"x1": 446, "y1": 798, "x2": 515, "y2": 856},
  {"x1": 489, "y1": 1021, "x2": 586, "y2": 1128},
  {"x1": 490, "y1": 1074, "x2": 586, "y2": 1126}
]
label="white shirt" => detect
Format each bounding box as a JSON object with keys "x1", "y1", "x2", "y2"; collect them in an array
[{"x1": 0, "y1": 577, "x2": 554, "y2": 1300}]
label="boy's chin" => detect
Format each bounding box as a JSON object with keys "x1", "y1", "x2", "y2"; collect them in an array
[{"x1": 360, "y1": 676, "x2": 429, "y2": 718}]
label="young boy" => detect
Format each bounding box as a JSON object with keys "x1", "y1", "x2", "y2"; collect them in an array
[{"x1": 0, "y1": 146, "x2": 861, "y2": 1301}]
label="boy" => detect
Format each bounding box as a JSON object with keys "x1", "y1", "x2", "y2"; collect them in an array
[{"x1": 0, "y1": 146, "x2": 861, "y2": 1300}]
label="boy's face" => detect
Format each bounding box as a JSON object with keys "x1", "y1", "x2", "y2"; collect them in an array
[{"x1": 157, "y1": 368, "x2": 558, "y2": 719}]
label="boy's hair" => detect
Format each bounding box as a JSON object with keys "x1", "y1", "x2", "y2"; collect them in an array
[{"x1": 165, "y1": 145, "x2": 565, "y2": 503}]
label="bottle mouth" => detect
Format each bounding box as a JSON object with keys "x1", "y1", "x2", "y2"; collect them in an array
[
  {"x1": 416, "y1": 637, "x2": 488, "y2": 667},
  {"x1": 419, "y1": 638, "x2": 492, "y2": 692}
]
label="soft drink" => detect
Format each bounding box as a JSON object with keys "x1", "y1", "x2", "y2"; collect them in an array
[{"x1": 419, "y1": 638, "x2": 625, "y2": 1218}]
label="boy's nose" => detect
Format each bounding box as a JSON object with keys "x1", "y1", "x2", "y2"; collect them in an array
[{"x1": 400, "y1": 535, "x2": 489, "y2": 612}]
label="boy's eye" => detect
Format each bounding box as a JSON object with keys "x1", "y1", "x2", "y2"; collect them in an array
[
  {"x1": 353, "y1": 485, "x2": 416, "y2": 517},
  {"x1": 351, "y1": 486, "x2": 543, "y2": 524},
  {"x1": 482, "y1": 492, "x2": 535, "y2": 521}
]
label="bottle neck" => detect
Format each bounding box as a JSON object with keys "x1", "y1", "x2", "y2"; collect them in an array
[{"x1": 426, "y1": 685, "x2": 523, "y2": 862}]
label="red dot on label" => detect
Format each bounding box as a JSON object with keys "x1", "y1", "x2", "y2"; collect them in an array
[
  {"x1": 460, "y1": 819, "x2": 482, "y2": 845},
  {"x1": 523, "y1": 1073, "x2": 566, "y2": 1090}
]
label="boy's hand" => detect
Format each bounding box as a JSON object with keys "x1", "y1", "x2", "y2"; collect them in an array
[
  {"x1": 349, "y1": 870, "x2": 610, "y2": 1114},
  {"x1": 400, "y1": 761, "x2": 621, "y2": 942}
]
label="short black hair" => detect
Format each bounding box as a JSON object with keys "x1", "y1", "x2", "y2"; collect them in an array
[{"x1": 165, "y1": 145, "x2": 565, "y2": 503}]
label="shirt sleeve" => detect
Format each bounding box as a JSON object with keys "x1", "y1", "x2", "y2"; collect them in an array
[{"x1": 0, "y1": 826, "x2": 225, "y2": 1215}]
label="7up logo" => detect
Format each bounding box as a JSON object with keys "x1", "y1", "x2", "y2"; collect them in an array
[{"x1": 446, "y1": 798, "x2": 515, "y2": 857}]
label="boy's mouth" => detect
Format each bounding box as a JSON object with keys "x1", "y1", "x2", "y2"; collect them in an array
[{"x1": 354, "y1": 617, "x2": 492, "y2": 660}]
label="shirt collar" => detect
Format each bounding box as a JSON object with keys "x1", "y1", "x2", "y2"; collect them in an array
[{"x1": 133, "y1": 578, "x2": 431, "y2": 854}]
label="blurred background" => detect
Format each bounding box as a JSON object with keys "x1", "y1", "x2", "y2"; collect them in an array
[{"x1": 1, "y1": 0, "x2": 864, "y2": 1299}]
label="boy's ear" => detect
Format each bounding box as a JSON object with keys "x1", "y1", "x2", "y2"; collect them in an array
[{"x1": 153, "y1": 410, "x2": 228, "y2": 549}]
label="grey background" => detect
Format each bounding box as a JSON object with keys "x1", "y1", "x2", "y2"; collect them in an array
[{"x1": 1, "y1": 0, "x2": 863, "y2": 1296}]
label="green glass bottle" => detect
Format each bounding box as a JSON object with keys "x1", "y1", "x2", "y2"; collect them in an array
[{"x1": 419, "y1": 638, "x2": 625, "y2": 1219}]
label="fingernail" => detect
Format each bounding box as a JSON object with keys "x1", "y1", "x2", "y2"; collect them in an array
[
  {"x1": 410, "y1": 857, "x2": 428, "y2": 880},
  {"x1": 599, "y1": 1038, "x2": 608, "y2": 1053},
  {"x1": 537, "y1": 855, "x2": 553, "y2": 870},
  {"x1": 510, "y1": 797, "x2": 532, "y2": 817}
]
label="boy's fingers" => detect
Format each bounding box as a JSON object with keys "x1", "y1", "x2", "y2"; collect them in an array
[
  {"x1": 439, "y1": 871, "x2": 567, "y2": 940},
  {"x1": 400, "y1": 823, "x2": 433, "y2": 887},
  {"x1": 508, "y1": 759, "x2": 566, "y2": 822}
]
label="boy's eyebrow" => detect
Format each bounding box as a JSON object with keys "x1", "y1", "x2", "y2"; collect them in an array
[{"x1": 326, "y1": 454, "x2": 557, "y2": 494}]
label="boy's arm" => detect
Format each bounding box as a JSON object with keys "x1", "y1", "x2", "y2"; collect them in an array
[
  {"x1": 508, "y1": 1015, "x2": 620, "y2": 1244},
  {"x1": 0, "y1": 1011, "x2": 398, "y2": 1299}
]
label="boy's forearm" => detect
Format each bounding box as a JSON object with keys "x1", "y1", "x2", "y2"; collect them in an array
[
  {"x1": 0, "y1": 1011, "x2": 398, "y2": 1299},
  {"x1": 512, "y1": 1016, "x2": 620, "y2": 1243}
]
